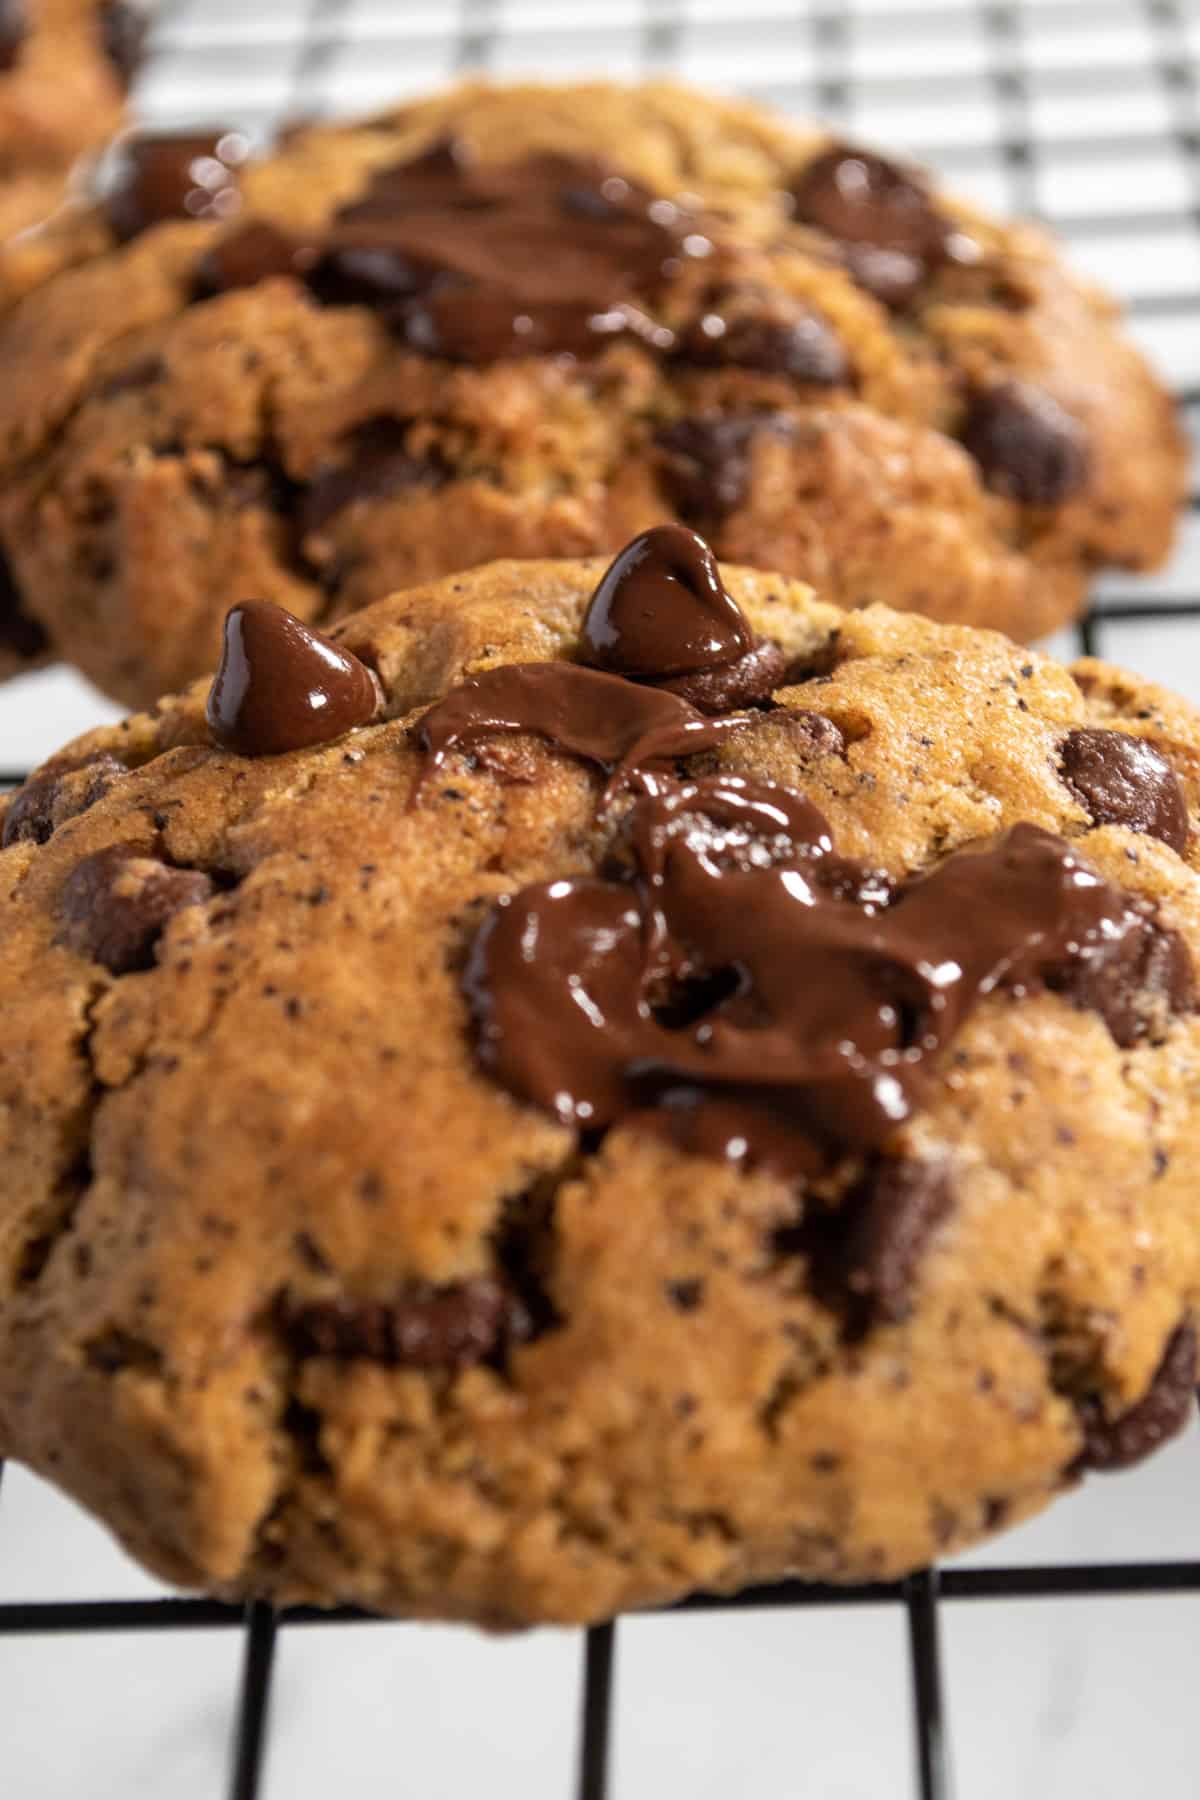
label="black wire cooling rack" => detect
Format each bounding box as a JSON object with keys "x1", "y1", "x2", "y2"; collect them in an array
[{"x1": 1, "y1": 2, "x2": 1199, "y2": 1797}]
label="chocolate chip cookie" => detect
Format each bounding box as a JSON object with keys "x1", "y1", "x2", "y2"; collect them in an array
[
  {"x1": 0, "y1": 0, "x2": 147, "y2": 240},
  {"x1": 1, "y1": 529, "x2": 1197, "y2": 1624},
  {"x1": 0, "y1": 0, "x2": 150, "y2": 677},
  {"x1": 0, "y1": 78, "x2": 1184, "y2": 703}
]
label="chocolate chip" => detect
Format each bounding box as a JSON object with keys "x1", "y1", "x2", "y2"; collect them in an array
[
  {"x1": 1060, "y1": 728, "x2": 1188, "y2": 855},
  {"x1": 298, "y1": 419, "x2": 447, "y2": 540},
  {"x1": 99, "y1": 1, "x2": 149, "y2": 87},
  {"x1": 59, "y1": 845, "x2": 213, "y2": 973},
  {"x1": 792, "y1": 144, "x2": 946, "y2": 308},
  {"x1": 657, "y1": 414, "x2": 795, "y2": 521},
  {"x1": 681, "y1": 290, "x2": 849, "y2": 384},
  {"x1": 666, "y1": 1278, "x2": 705, "y2": 1311},
  {"x1": 2, "y1": 753, "x2": 126, "y2": 850},
  {"x1": 960, "y1": 381, "x2": 1090, "y2": 507},
  {"x1": 283, "y1": 1277, "x2": 531, "y2": 1369},
  {"x1": 207, "y1": 602, "x2": 381, "y2": 757},
  {"x1": 0, "y1": 548, "x2": 47, "y2": 661},
  {"x1": 1045, "y1": 914, "x2": 1194, "y2": 1048},
  {"x1": 0, "y1": 0, "x2": 25, "y2": 71},
  {"x1": 580, "y1": 523, "x2": 753, "y2": 680},
  {"x1": 657, "y1": 638, "x2": 787, "y2": 713},
  {"x1": 103, "y1": 129, "x2": 249, "y2": 244},
  {"x1": 194, "y1": 220, "x2": 320, "y2": 299},
  {"x1": 783, "y1": 710, "x2": 848, "y2": 758},
  {"x1": 1074, "y1": 1324, "x2": 1197, "y2": 1472},
  {"x1": 840, "y1": 1158, "x2": 954, "y2": 1325}
]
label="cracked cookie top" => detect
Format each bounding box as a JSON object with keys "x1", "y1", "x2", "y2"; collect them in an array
[
  {"x1": 0, "y1": 76, "x2": 1185, "y2": 700},
  {"x1": 0, "y1": 537, "x2": 1198, "y2": 1624}
]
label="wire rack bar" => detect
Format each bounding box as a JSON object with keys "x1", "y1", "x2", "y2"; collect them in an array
[
  {"x1": 2, "y1": 1559, "x2": 1198, "y2": 1639},
  {"x1": 905, "y1": 1570, "x2": 952, "y2": 1800},
  {"x1": 228, "y1": 1601, "x2": 279, "y2": 1800},
  {"x1": 577, "y1": 1622, "x2": 617, "y2": 1800}
]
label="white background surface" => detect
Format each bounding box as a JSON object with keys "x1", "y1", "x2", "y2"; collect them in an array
[{"x1": 2, "y1": 2, "x2": 1199, "y2": 1795}]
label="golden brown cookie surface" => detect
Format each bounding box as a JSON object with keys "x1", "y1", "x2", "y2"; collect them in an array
[
  {"x1": 1, "y1": 545, "x2": 1197, "y2": 1624},
  {"x1": 0, "y1": 77, "x2": 1185, "y2": 703}
]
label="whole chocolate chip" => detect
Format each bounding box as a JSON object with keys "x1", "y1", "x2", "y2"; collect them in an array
[
  {"x1": 657, "y1": 638, "x2": 787, "y2": 713},
  {"x1": 1045, "y1": 914, "x2": 1194, "y2": 1048},
  {"x1": 581, "y1": 524, "x2": 754, "y2": 679},
  {"x1": 59, "y1": 845, "x2": 213, "y2": 973},
  {"x1": 0, "y1": 548, "x2": 47, "y2": 661},
  {"x1": 298, "y1": 419, "x2": 447, "y2": 539},
  {"x1": 784, "y1": 710, "x2": 848, "y2": 758},
  {"x1": 793, "y1": 144, "x2": 944, "y2": 256},
  {"x1": 99, "y1": 0, "x2": 149, "y2": 87},
  {"x1": 682, "y1": 293, "x2": 849, "y2": 384},
  {"x1": 103, "y1": 129, "x2": 249, "y2": 244},
  {"x1": 2, "y1": 753, "x2": 126, "y2": 850},
  {"x1": 1075, "y1": 1324, "x2": 1197, "y2": 1472},
  {"x1": 657, "y1": 414, "x2": 796, "y2": 521},
  {"x1": 1060, "y1": 728, "x2": 1188, "y2": 855},
  {"x1": 207, "y1": 601, "x2": 381, "y2": 757},
  {"x1": 840, "y1": 1158, "x2": 954, "y2": 1325},
  {"x1": 0, "y1": 0, "x2": 25, "y2": 71},
  {"x1": 194, "y1": 219, "x2": 320, "y2": 299},
  {"x1": 284, "y1": 1277, "x2": 531, "y2": 1369},
  {"x1": 960, "y1": 381, "x2": 1090, "y2": 507}
]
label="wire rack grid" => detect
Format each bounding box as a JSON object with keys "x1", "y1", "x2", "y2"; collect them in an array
[{"x1": 0, "y1": 2, "x2": 1198, "y2": 1797}]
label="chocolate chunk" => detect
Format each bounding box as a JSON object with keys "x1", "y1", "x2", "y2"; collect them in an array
[
  {"x1": 0, "y1": 548, "x2": 47, "y2": 661},
  {"x1": 1045, "y1": 913, "x2": 1193, "y2": 1048},
  {"x1": 792, "y1": 144, "x2": 947, "y2": 307},
  {"x1": 466, "y1": 784, "x2": 1194, "y2": 1176},
  {"x1": 681, "y1": 290, "x2": 849, "y2": 384},
  {"x1": 284, "y1": 1277, "x2": 531, "y2": 1369},
  {"x1": 417, "y1": 660, "x2": 744, "y2": 800},
  {"x1": 309, "y1": 144, "x2": 694, "y2": 362},
  {"x1": 0, "y1": 0, "x2": 25, "y2": 71},
  {"x1": 103, "y1": 129, "x2": 249, "y2": 244},
  {"x1": 207, "y1": 602, "x2": 381, "y2": 757},
  {"x1": 2, "y1": 753, "x2": 126, "y2": 850},
  {"x1": 960, "y1": 381, "x2": 1090, "y2": 507},
  {"x1": 194, "y1": 220, "x2": 320, "y2": 299},
  {"x1": 783, "y1": 710, "x2": 848, "y2": 758},
  {"x1": 1060, "y1": 728, "x2": 1188, "y2": 854},
  {"x1": 59, "y1": 845, "x2": 213, "y2": 974},
  {"x1": 657, "y1": 638, "x2": 787, "y2": 713},
  {"x1": 298, "y1": 419, "x2": 447, "y2": 539},
  {"x1": 99, "y1": 1, "x2": 149, "y2": 87},
  {"x1": 1075, "y1": 1324, "x2": 1197, "y2": 1472},
  {"x1": 657, "y1": 414, "x2": 795, "y2": 521},
  {"x1": 581, "y1": 524, "x2": 754, "y2": 679},
  {"x1": 839, "y1": 1158, "x2": 954, "y2": 1324}
]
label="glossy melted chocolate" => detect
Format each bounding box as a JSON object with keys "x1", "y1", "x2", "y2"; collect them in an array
[
  {"x1": 310, "y1": 138, "x2": 706, "y2": 361},
  {"x1": 416, "y1": 527, "x2": 779, "y2": 795},
  {"x1": 465, "y1": 776, "x2": 1189, "y2": 1174}
]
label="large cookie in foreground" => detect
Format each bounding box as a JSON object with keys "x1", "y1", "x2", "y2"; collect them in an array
[
  {"x1": 0, "y1": 77, "x2": 1185, "y2": 702},
  {"x1": 0, "y1": 533, "x2": 1197, "y2": 1625}
]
